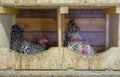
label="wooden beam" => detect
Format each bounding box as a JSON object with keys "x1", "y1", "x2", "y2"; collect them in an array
[
  {"x1": 60, "y1": 7, "x2": 69, "y2": 14},
  {"x1": 116, "y1": 7, "x2": 120, "y2": 14},
  {"x1": 0, "y1": 6, "x2": 18, "y2": 14},
  {"x1": 104, "y1": 7, "x2": 120, "y2": 14},
  {"x1": 12, "y1": 14, "x2": 16, "y2": 25},
  {"x1": 118, "y1": 14, "x2": 120, "y2": 47},
  {"x1": 103, "y1": 8, "x2": 116, "y2": 14},
  {"x1": 0, "y1": 0, "x2": 118, "y2": 5},
  {"x1": 105, "y1": 14, "x2": 109, "y2": 49},
  {"x1": 58, "y1": 7, "x2": 68, "y2": 50},
  {"x1": 58, "y1": 8, "x2": 62, "y2": 49},
  {"x1": 61, "y1": 14, "x2": 65, "y2": 46},
  {"x1": 1, "y1": 70, "x2": 120, "y2": 76}
]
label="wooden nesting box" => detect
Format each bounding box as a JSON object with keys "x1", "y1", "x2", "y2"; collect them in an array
[{"x1": 0, "y1": 0, "x2": 120, "y2": 71}]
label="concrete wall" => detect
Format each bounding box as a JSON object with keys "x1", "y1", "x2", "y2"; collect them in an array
[{"x1": 0, "y1": 14, "x2": 13, "y2": 48}]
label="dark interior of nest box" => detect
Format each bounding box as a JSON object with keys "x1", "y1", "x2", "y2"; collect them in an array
[
  {"x1": 15, "y1": 9, "x2": 117, "y2": 53},
  {"x1": 16, "y1": 9, "x2": 58, "y2": 48}
]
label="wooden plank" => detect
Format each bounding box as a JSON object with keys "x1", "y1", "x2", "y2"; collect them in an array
[
  {"x1": 16, "y1": 18, "x2": 105, "y2": 49},
  {"x1": 16, "y1": 18, "x2": 57, "y2": 31},
  {"x1": 66, "y1": 18, "x2": 105, "y2": 31},
  {"x1": 0, "y1": 0, "x2": 118, "y2": 4},
  {"x1": 116, "y1": 7, "x2": 120, "y2": 14},
  {"x1": 61, "y1": 14, "x2": 65, "y2": 46},
  {"x1": 17, "y1": 9, "x2": 104, "y2": 18},
  {"x1": 16, "y1": 18, "x2": 105, "y2": 31},
  {"x1": 104, "y1": 7, "x2": 120, "y2": 14},
  {"x1": 1, "y1": 70, "x2": 120, "y2": 77},
  {"x1": 0, "y1": 14, "x2": 13, "y2": 48},
  {"x1": 79, "y1": 32, "x2": 105, "y2": 46},
  {"x1": 17, "y1": 9, "x2": 57, "y2": 18},
  {"x1": 104, "y1": 8, "x2": 116, "y2": 14},
  {"x1": 57, "y1": 8, "x2": 62, "y2": 49},
  {"x1": 118, "y1": 14, "x2": 120, "y2": 47},
  {"x1": 60, "y1": 7, "x2": 69, "y2": 14},
  {"x1": 0, "y1": 6, "x2": 18, "y2": 14},
  {"x1": 109, "y1": 14, "x2": 119, "y2": 47},
  {"x1": 105, "y1": 14, "x2": 109, "y2": 49}
]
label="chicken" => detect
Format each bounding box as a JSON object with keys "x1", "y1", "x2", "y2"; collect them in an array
[{"x1": 64, "y1": 19, "x2": 95, "y2": 55}]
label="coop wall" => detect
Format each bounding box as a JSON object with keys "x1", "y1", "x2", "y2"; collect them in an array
[
  {"x1": 0, "y1": 14, "x2": 13, "y2": 48},
  {"x1": 0, "y1": 0, "x2": 118, "y2": 4},
  {"x1": 0, "y1": 4, "x2": 120, "y2": 71},
  {"x1": 109, "y1": 14, "x2": 119, "y2": 47}
]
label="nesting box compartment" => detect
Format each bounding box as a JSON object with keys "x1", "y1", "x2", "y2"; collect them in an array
[{"x1": 0, "y1": 0, "x2": 120, "y2": 71}]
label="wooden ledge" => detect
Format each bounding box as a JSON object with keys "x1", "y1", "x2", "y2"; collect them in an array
[{"x1": 0, "y1": 6, "x2": 18, "y2": 14}]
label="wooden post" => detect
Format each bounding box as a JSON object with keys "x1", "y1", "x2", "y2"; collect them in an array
[
  {"x1": 57, "y1": 7, "x2": 68, "y2": 51},
  {"x1": 106, "y1": 14, "x2": 109, "y2": 49},
  {"x1": 0, "y1": 7, "x2": 18, "y2": 49},
  {"x1": 57, "y1": 8, "x2": 62, "y2": 50},
  {"x1": 115, "y1": 7, "x2": 120, "y2": 47},
  {"x1": 0, "y1": 6, "x2": 18, "y2": 69},
  {"x1": 118, "y1": 14, "x2": 120, "y2": 47},
  {"x1": 12, "y1": 14, "x2": 16, "y2": 25},
  {"x1": 61, "y1": 14, "x2": 65, "y2": 46}
]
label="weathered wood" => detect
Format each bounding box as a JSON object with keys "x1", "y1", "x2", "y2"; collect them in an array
[
  {"x1": 109, "y1": 14, "x2": 119, "y2": 47},
  {"x1": 104, "y1": 7, "x2": 120, "y2": 14},
  {"x1": 58, "y1": 8, "x2": 62, "y2": 49},
  {"x1": 118, "y1": 14, "x2": 120, "y2": 47},
  {"x1": 0, "y1": 47, "x2": 120, "y2": 70},
  {"x1": 17, "y1": 18, "x2": 105, "y2": 31},
  {"x1": 0, "y1": 0, "x2": 118, "y2": 4},
  {"x1": 104, "y1": 8, "x2": 116, "y2": 14},
  {"x1": 0, "y1": 48, "x2": 8, "y2": 69},
  {"x1": 105, "y1": 14, "x2": 109, "y2": 49},
  {"x1": 66, "y1": 18, "x2": 105, "y2": 31},
  {"x1": 0, "y1": 14, "x2": 13, "y2": 48},
  {"x1": 17, "y1": 9, "x2": 104, "y2": 18},
  {"x1": 60, "y1": 7, "x2": 69, "y2": 14},
  {"x1": 116, "y1": 7, "x2": 120, "y2": 14},
  {"x1": 0, "y1": 0, "x2": 120, "y2": 71},
  {"x1": 0, "y1": 7, "x2": 18, "y2": 14},
  {"x1": 61, "y1": 15, "x2": 65, "y2": 46},
  {"x1": 1, "y1": 70, "x2": 120, "y2": 77},
  {"x1": 0, "y1": 0, "x2": 119, "y2": 10},
  {"x1": 16, "y1": 18, "x2": 57, "y2": 31},
  {"x1": 16, "y1": 18, "x2": 106, "y2": 51}
]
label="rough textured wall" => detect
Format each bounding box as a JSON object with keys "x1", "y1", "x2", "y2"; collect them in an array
[
  {"x1": 0, "y1": 14, "x2": 13, "y2": 48},
  {"x1": 109, "y1": 14, "x2": 119, "y2": 47},
  {"x1": 0, "y1": 0, "x2": 118, "y2": 4},
  {"x1": 0, "y1": 47, "x2": 119, "y2": 70},
  {"x1": 118, "y1": 14, "x2": 120, "y2": 47}
]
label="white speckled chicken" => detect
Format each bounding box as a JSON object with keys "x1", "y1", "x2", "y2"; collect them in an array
[{"x1": 64, "y1": 19, "x2": 95, "y2": 55}]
